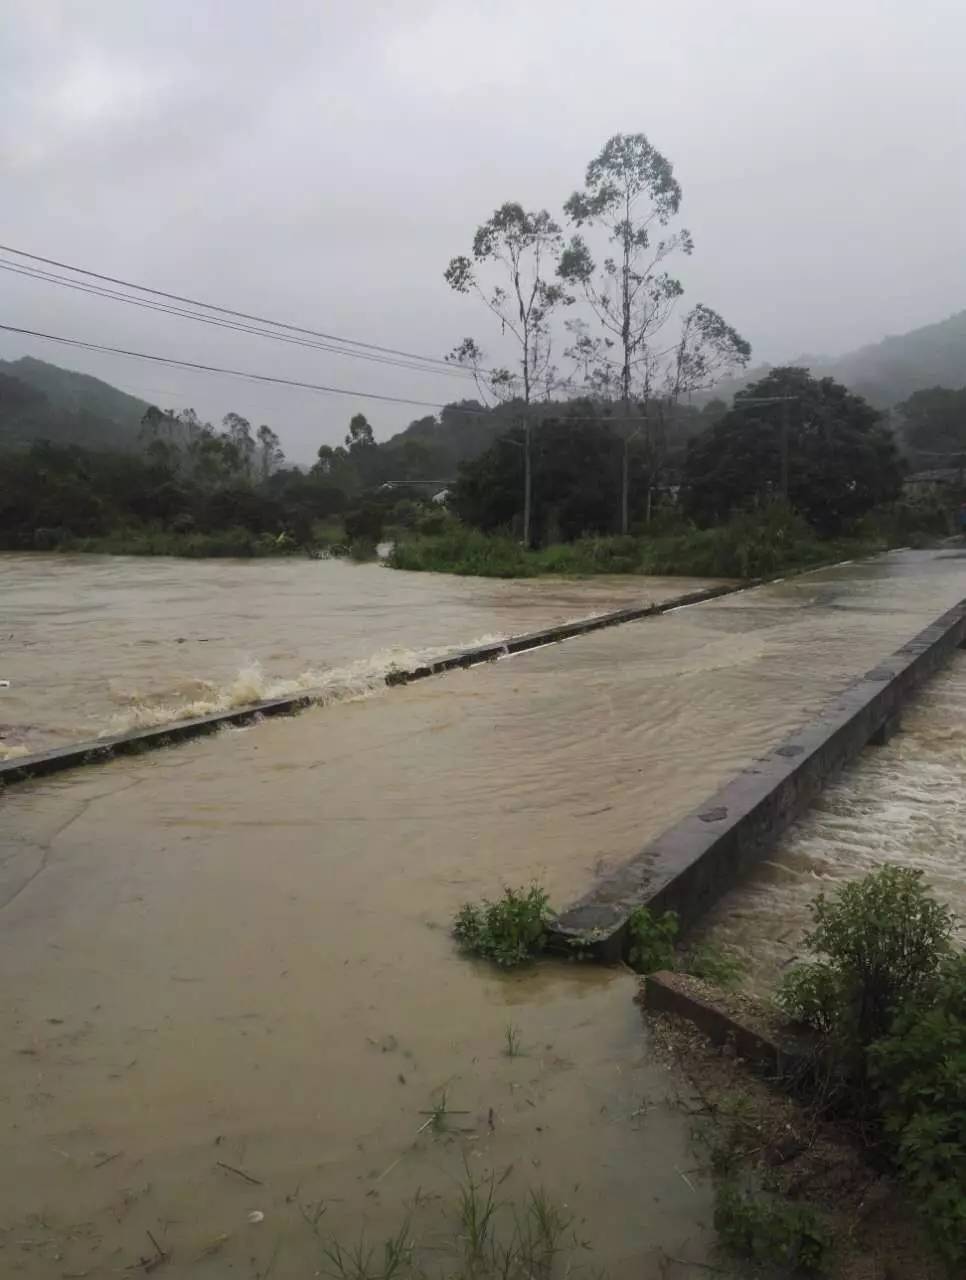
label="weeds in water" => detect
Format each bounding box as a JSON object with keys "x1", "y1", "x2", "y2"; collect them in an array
[
  {"x1": 518, "y1": 1187, "x2": 575, "y2": 1278},
  {"x1": 681, "y1": 942, "x2": 745, "y2": 989},
  {"x1": 626, "y1": 907, "x2": 678, "y2": 974},
  {"x1": 503, "y1": 1025, "x2": 524, "y2": 1058},
  {"x1": 421, "y1": 1091, "x2": 450, "y2": 1135},
  {"x1": 453, "y1": 886, "x2": 552, "y2": 968},
  {"x1": 417, "y1": 1089, "x2": 472, "y2": 1138},
  {"x1": 320, "y1": 1213, "x2": 413, "y2": 1280},
  {"x1": 313, "y1": 1173, "x2": 597, "y2": 1280},
  {"x1": 457, "y1": 1165, "x2": 500, "y2": 1268}
]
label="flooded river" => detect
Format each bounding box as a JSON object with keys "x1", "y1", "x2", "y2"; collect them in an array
[
  {"x1": 1, "y1": 549, "x2": 965, "y2": 1276},
  {"x1": 700, "y1": 646, "x2": 966, "y2": 996},
  {"x1": 0, "y1": 553, "x2": 712, "y2": 755}
]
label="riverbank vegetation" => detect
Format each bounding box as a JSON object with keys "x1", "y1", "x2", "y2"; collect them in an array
[{"x1": 657, "y1": 867, "x2": 965, "y2": 1277}]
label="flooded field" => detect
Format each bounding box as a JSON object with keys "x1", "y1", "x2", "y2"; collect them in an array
[
  {"x1": 2, "y1": 549, "x2": 965, "y2": 1276},
  {"x1": 0, "y1": 553, "x2": 714, "y2": 755}
]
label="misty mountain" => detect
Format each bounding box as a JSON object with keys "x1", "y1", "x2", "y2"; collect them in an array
[
  {"x1": 0, "y1": 355, "x2": 149, "y2": 450},
  {"x1": 700, "y1": 310, "x2": 966, "y2": 410},
  {"x1": 0, "y1": 357, "x2": 148, "y2": 451}
]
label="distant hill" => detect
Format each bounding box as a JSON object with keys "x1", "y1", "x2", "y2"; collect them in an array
[
  {"x1": 701, "y1": 310, "x2": 966, "y2": 409},
  {"x1": 0, "y1": 356, "x2": 148, "y2": 450}
]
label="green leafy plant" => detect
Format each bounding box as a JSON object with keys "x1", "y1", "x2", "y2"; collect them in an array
[
  {"x1": 453, "y1": 886, "x2": 552, "y2": 968},
  {"x1": 869, "y1": 952, "x2": 966, "y2": 1268},
  {"x1": 777, "y1": 867, "x2": 952, "y2": 1050},
  {"x1": 714, "y1": 1181, "x2": 830, "y2": 1274},
  {"x1": 681, "y1": 941, "x2": 745, "y2": 988},
  {"x1": 776, "y1": 961, "x2": 842, "y2": 1035},
  {"x1": 626, "y1": 906, "x2": 678, "y2": 974}
]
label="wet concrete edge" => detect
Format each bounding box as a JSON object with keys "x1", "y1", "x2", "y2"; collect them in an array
[
  {"x1": 0, "y1": 578, "x2": 754, "y2": 788},
  {"x1": 643, "y1": 971, "x2": 815, "y2": 1074},
  {"x1": 551, "y1": 597, "x2": 966, "y2": 961}
]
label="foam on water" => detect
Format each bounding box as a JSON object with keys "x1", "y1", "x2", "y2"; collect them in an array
[{"x1": 100, "y1": 637, "x2": 507, "y2": 737}]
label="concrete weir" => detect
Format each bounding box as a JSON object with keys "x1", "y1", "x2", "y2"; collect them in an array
[
  {"x1": 553, "y1": 597, "x2": 966, "y2": 960},
  {"x1": 0, "y1": 580, "x2": 743, "y2": 788}
]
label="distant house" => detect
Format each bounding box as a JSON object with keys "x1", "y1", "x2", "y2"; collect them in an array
[{"x1": 904, "y1": 467, "x2": 962, "y2": 498}]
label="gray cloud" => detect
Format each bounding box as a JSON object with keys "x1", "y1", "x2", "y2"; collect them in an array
[{"x1": 2, "y1": 0, "x2": 964, "y2": 462}]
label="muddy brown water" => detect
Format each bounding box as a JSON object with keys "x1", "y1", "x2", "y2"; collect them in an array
[
  {"x1": 0, "y1": 553, "x2": 714, "y2": 756},
  {"x1": 2, "y1": 549, "x2": 965, "y2": 1277},
  {"x1": 700, "y1": 646, "x2": 966, "y2": 997}
]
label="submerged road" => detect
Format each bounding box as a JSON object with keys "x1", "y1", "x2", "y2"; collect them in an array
[{"x1": 2, "y1": 547, "x2": 965, "y2": 1277}]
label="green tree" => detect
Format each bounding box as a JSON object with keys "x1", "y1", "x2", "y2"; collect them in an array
[
  {"x1": 445, "y1": 203, "x2": 570, "y2": 546},
  {"x1": 895, "y1": 385, "x2": 966, "y2": 462},
  {"x1": 560, "y1": 133, "x2": 750, "y2": 530},
  {"x1": 453, "y1": 411, "x2": 623, "y2": 543},
  {"x1": 684, "y1": 368, "x2": 901, "y2": 534},
  {"x1": 256, "y1": 423, "x2": 285, "y2": 482},
  {"x1": 222, "y1": 412, "x2": 255, "y2": 480},
  {"x1": 313, "y1": 442, "x2": 359, "y2": 494},
  {"x1": 345, "y1": 412, "x2": 375, "y2": 451}
]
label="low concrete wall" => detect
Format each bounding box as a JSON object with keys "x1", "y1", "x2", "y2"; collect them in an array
[
  {"x1": 553, "y1": 598, "x2": 966, "y2": 961},
  {"x1": 644, "y1": 971, "x2": 814, "y2": 1074},
  {"x1": 0, "y1": 580, "x2": 745, "y2": 789}
]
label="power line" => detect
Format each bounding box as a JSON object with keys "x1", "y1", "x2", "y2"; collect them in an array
[
  {"x1": 0, "y1": 322, "x2": 486, "y2": 413},
  {"x1": 0, "y1": 320, "x2": 663, "y2": 424},
  {"x1": 0, "y1": 241, "x2": 471, "y2": 376},
  {"x1": 0, "y1": 258, "x2": 476, "y2": 383}
]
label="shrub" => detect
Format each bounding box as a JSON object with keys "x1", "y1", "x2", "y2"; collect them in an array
[
  {"x1": 626, "y1": 906, "x2": 678, "y2": 974},
  {"x1": 714, "y1": 1182, "x2": 830, "y2": 1274},
  {"x1": 869, "y1": 952, "x2": 966, "y2": 1268},
  {"x1": 776, "y1": 962, "x2": 842, "y2": 1035},
  {"x1": 453, "y1": 886, "x2": 552, "y2": 968},
  {"x1": 344, "y1": 502, "x2": 386, "y2": 544},
  {"x1": 777, "y1": 867, "x2": 952, "y2": 1050}
]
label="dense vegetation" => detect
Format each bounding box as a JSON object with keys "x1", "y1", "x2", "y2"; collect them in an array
[
  {"x1": 0, "y1": 410, "x2": 346, "y2": 555},
  {"x1": 778, "y1": 868, "x2": 965, "y2": 1268}
]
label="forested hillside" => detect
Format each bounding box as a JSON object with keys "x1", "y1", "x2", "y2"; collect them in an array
[{"x1": 0, "y1": 357, "x2": 148, "y2": 451}]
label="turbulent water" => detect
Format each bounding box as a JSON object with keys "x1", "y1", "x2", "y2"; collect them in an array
[
  {"x1": 700, "y1": 647, "x2": 966, "y2": 995},
  {"x1": 0, "y1": 553, "x2": 712, "y2": 756},
  {"x1": 2, "y1": 548, "x2": 965, "y2": 1276}
]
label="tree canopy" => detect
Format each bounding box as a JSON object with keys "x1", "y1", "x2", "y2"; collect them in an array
[
  {"x1": 895, "y1": 386, "x2": 966, "y2": 463},
  {"x1": 683, "y1": 368, "x2": 902, "y2": 533}
]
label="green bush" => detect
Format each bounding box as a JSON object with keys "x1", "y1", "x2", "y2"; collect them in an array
[
  {"x1": 869, "y1": 953, "x2": 966, "y2": 1268},
  {"x1": 714, "y1": 1181, "x2": 830, "y2": 1274},
  {"x1": 776, "y1": 961, "x2": 842, "y2": 1035},
  {"x1": 453, "y1": 886, "x2": 552, "y2": 967},
  {"x1": 390, "y1": 528, "x2": 532, "y2": 577},
  {"x1": 777, "y1": 867, "x2": 952, "y2": 1050},
  {"x1": 388, "y1": 504, "x2": 887, "y2": 581},
  {"x1": 626, "y1": 906, "x2": 679, "y2": 974},
  {"x1": 344, "y1": 502, "x2": 386, "y2": 544}
]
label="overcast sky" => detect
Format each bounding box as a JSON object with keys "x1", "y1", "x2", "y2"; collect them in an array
[{"x1": 2, "y1": 0, "x2": 964, "y2": 462}]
